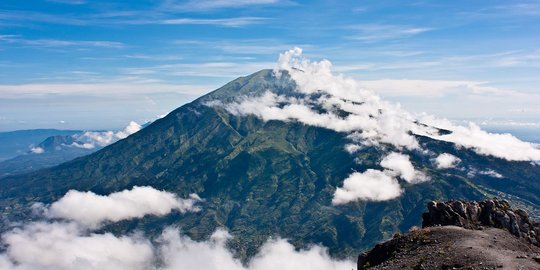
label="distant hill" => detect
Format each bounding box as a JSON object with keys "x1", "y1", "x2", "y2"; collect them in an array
[
  {"x1": 0, "y1": 122, "x2": 142, "y2": 178},
  {"x1": 0, "y1": 135, "x2": 95, "y2": 178},
  {"x1": 0, "y1": 129, "x2": 81, "y2": 161}
]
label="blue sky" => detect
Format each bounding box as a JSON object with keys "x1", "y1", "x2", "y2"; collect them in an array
[{"x1": 1, "y1": 0, "x2": 540, "y2": 132}]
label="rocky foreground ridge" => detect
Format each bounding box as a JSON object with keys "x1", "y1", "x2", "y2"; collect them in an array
[
  {"x1": 358, "y1": 199, "x2": 540, "y2": 269},
  {"x1": 422, "y1": 199, "x2": 540, "y2": 246}
]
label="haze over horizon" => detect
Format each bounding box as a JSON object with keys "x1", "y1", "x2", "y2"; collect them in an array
[{"x1": 1, "y1": 0, "x2": 540, "y2": 135}]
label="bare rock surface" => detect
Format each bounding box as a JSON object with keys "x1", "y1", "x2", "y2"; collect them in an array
[
  {"x1": 358, "y1": 199, "x2": 540, "y2": 270},
  {"x1": 358, "y1": 226, "x2": 540, "y2": 269},
  {"x1": 422, "y1": 199, "x2": 540, "y2": 246}
]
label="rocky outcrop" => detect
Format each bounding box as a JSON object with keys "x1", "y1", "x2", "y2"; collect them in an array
[
  {"x1": 422, "y1": 198, "x2": 540, "y2": 246},
  {"x1": 357, "y1": 226, "x2": 540, "y2": 270},
  {"x1": 357, "y1": 199, "x2": 540, "y2": 270}
]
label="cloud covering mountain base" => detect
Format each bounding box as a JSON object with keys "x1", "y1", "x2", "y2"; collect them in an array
[
  {"x1": 0, "y1": 187, "x2": 354, "y2": 270},
  {"x1": 44, "y1": 186, "x2": 202, "y2": 229}
]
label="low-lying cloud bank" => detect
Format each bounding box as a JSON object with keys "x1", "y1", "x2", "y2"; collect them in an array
[
  {"x1": 30, "y1": 146, "x2": 44, "y2": 154},
  {"x1": 332, "y1": 152, "x2": 428, "y2": 204},
  {"x1": 0, "y1": 221, "x2": 154, "y2": 270},
  {"x1": 434, "y1": 153, "x2": 460, "y2": 169},
  {"x1": 213, "y1": 47, "x2": 540, "y2": 203},
  {"x1": 0, "y1": 187, "x2": 353, "y2": 270},
  {"x1": 158, "y1": 229, "x2": 353, "y2": 270},
  {"x1": 72, "y1": 121, "x2": 142, "y2": 149},
  {"x1": 418, "y1": 116, "x2": 540, "y2": 162},
  {"x1": 0, "y1": 224, "x2": 353, "y2": 270},
  {"x1": 45, "y1": 186, "x2": 202, "y2": 228},
  {"x1": 332, "y1": 169, "x2": 402, "y2": 203},
  {"x1": 27, "y1": 121, "x2": 143, "y2": 154},
  {"x1": 380, "y1": 152, "x2": 427, "y2": 184}
]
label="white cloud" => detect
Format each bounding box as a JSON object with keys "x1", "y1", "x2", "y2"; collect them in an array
[
  {"x1": 468, "y1": 168, "x2": 503, "y2": 179},
  {"x1": 213, "y1": 48, "x2": 540, "y2": 203},
  {"x1": 212, "y1": 48, "x2": 540, "y2": 203},
  {"x1": 347, "y1": 24, "x2": 432, "y2": 42},
  {"x1": 225, "y1": 91, "x2": 396, "y2": 133},
  {"x1": 272, "y1": 47, "x2": 430, "y2": 149},
  {"x1": 479, "y1": 169, "x2": 503, "y2": 178},
  {"x1": 0, "y1": 35, "x2": 124, "y2": 48},
  {"x1": 0, "y1": 83, "x2": 211, "y2": 99},
  {"x1": 358, "y1": 79, "x2": 527, "y2": 98},
  {"x1": 116, "y1": 121, "x2": 142, "y2": 138},
  {"x1": 30, "y1": 147, "x2": 45, "y2": 154},
  {"x1": 0, "y1": 223, "x2": 353, "y2": 270},
  {"x1": 332, "y1": 152, "x2": 429, "y2": 204},
  {"x1": 434, "y1": 153, "x2": 460, "y2": 169},
  {"x1": 332, "y1": 169, "x2": 402, "y2": 204},
  {"x1": 0, "y1": 188, "x2": 353, "y2": 270},
  {"x1": 157, "y1": 228, "x2": 245, "y2": 270},
  {"x1": 380, "y1": 152, "x2": 428, "y2": 183},
  {"x1": 344, "y1": 144, "x2": 361, "y2": 154},
  {"x1": 159, "y1": 227, "x2": 353, "y2": 270},
  {"x1": 419, "y1": 116, "x2": 540, "y2": 161},
  {"x1": 218, "y1": 47, "x2": 540, "y2": 162},
  {"x1": 172, "y1": 38, "x2": 309, "y2": 56},
  {"x1": 168, "y1": 0, "x2": 282, "y2": 10},
  {"x1": 161, "y1": 17, "x2": 267, "y2": 27},
  {"x1": 246, "y1": 238, "x2": 353, "y2": 270},
  {"x1": 224, "y1": 89, "x2": 422, "y2": 150},
  {"x1": 72, "y1": 121, "x2": 142, "y2": 149},
  {"x1": 46, "y1": 186, "x2": 202, "y2": 228},
  {"x1": 479, "y1": 119, "x2": 540, "y2": 128},
  {"x1": 47, "y1": 0, "x2": 87, "y2": 5},
  {"x1": 0, "y1": 222, "x2": 154, "y2": 270}
]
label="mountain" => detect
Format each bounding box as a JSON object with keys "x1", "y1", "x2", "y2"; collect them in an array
[
  {"x1": 1, "y1": 64, "x2": 540, "y2": 261},
  {"x1": 0, "y1": 122, "x2": 142, "y2": 178},
  {"x1": 0, "y1": 129, "x2": 82, "y2": 161},
  {"x1": 0, "y1": 135, "x2": 95, "y2": 178}
]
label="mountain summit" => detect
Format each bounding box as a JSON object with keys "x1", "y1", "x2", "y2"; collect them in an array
[{"x1": 1, "y1": 49, "x2": 540, "y2": 260}]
